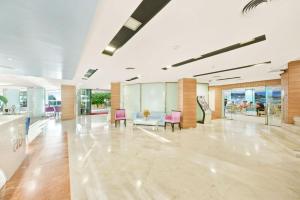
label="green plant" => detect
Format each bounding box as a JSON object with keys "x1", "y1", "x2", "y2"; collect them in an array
[
  {"x1": 0, "y1": 95, "x2": 8, "y2": 105},
  {"x1": 91, "y1": 93, "x2": 111, "y2": 108}
]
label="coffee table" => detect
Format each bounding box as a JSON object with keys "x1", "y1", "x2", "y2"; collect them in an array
[{"x1": 133, "y1": 118, "x2": 159, "y2": 131}]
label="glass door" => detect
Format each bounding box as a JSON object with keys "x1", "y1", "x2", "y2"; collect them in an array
[
  {"x1": 266, "y1": 86, "x2": 282, "y2": 126},
  {"x1": 80, "y1": 89, "x2": 91, "y2": 115}
]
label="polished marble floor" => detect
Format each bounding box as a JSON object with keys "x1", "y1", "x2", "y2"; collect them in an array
[
  {"x1": 0, "y1": 120, "x2": 70, "y2": 200},
  {"x1": 67, "y1": 115, "x2": 300, "y2": 200}
]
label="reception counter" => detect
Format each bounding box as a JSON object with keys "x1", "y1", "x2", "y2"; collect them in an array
[{"x1": 0, "y1": 115, "x2": 26, "y2": 189}]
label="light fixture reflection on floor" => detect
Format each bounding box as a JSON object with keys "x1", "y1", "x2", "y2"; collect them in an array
[{"x1": 137, "y1": 127, "x2": 171, "y2": 143}]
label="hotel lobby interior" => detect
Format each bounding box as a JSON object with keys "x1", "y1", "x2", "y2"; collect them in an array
[{"x1": 1, "y1": 0, "x2": 300, "y2": 199}]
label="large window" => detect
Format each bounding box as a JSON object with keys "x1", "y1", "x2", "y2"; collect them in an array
[
  {"x1": 255, "y1": 87, "x2": 266, "y2": 104},
  {"x1": 19, "y1": 90, "x2": 27, "y2": 108},
  {"x1": 91, "y1": 90, "x2": 111, "y2": 114},
  {"x1": 46, "y1": 90, "x2": 61, "y2": 106},
  {"x1": 231, "y1": 89, "x2": 245, "y2": 104}
]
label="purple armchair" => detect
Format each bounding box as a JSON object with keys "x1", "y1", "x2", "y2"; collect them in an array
[
  {"x1": 45, "y1": 106, "x2": 55, "y2": 117},
  {"x1": 115, "y1": 109, "x2": 127, "y2": 127},
  {"x1": 164, "y1": 110, "x2": 181, "y2": 132}
]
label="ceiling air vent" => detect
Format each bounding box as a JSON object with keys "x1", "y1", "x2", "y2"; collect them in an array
[
  {"x1": 216, "y1": 77, "x2": 241, "y2": 81},
  {"x1": 242, "y1": 0, "x2": 270, "y2": 14},
  {"x1": 126, "y1": 77, "x2": 139, "y2": 82},
  {"x1": 125, "y1": 67, "x2": 136, "y2": 70},
  {"x1": 84, "y1": 69, "x2": 98, "y2": 79}
]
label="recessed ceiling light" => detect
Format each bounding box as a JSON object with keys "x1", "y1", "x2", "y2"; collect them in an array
[
  {"x1": 7, "y1": 58, "x2": 13, "y2": 61},
  {"x1": 240, "y1": 38, "x2": 255, "y2": 45},
  {"x1": 124, "y1": 17, "x2": 142, "y2": 31},
  {"x1": 104, "y1": 45, "x2": 116, "y2": 53},
  {"x1": 193, "y1": 56, "x2": 202, "y2": 60}
]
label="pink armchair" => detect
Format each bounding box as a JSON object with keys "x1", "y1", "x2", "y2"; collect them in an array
[
  {"x1": 115, "y1": 109, "x2": 127, "y2": 127},
  {"x1": 164, "y1": 110, "x2": 181, "y2": 132}
]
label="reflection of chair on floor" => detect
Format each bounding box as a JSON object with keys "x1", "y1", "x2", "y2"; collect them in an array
[
  {"x1": 164, "y1": 110, "x2": 181, "y2": 132},
  {"x1": 115, "y1": 109, "x2": 126, "y2": 127},
  {"x1": 54, "y1": 106, "x2": 61, "y2": 118}
]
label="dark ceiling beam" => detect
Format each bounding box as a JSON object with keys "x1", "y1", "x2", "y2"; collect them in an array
[
  {"x1": 193, "y1": 61, "x2": 271, "y2": 77},
  {"x1": 102, "y1": 0, "x2": 172, "y2": 56},
  {"x1": 161, "y1": 35, "x2": 267, "y2": 69}
]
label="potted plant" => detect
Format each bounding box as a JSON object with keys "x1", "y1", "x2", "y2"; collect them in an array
[
  {"x1": 0, "y1": 95, "x2": 8, "y2": 112},
  {"x1": 143, "y1": 109, "x2": 150, "y2": 120}
]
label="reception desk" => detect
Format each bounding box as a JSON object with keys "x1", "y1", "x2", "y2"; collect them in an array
[{"x1": 0, "y1": 115, "x2": 26, "y2": 189}]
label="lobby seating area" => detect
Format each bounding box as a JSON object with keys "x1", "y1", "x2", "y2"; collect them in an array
[{"x1": 133, "y1": 111, "x2": 166, "y2": 126}]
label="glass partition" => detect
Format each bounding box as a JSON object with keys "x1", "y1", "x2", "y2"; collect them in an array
[
  {"x1": 124, "y1": 84, "x2": 141, "y2": 119},
  {"x1": 165, "y1": 83, "x2": 178, "y2": 114},
  {"x1": 141, "y1": 83, "x2": 165, "y2": 112},
  {"x1": 266, "y1": 86, "x2": 282, "y2": 126},
  {"x1": 122, "y1": 82, "x2": 207, "y2": 120}
]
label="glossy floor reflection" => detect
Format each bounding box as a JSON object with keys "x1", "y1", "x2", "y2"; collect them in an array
[
  {"x1": 68, "y1": 115, "x2": 300, "y2": 200},
  {"x1": 0, "y1": 119, "x2": 70, "y2": 200}
]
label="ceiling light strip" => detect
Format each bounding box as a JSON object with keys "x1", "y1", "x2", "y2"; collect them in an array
[
  {"x1": 193, "y1": 61, "x2": 271, "y2": 77},
  {"x1": 172, "y1": 35, "x2": 266, "y2": 68}
]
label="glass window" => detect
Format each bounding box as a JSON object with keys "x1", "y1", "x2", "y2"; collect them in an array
[
  {"x1": 47, "y1": 90, "x2": 61, "y2": 106},
  {"x1": 255, "y1": 87, "x2": 266, "y2": 104},
  {"x1": 231, "y1": 89, "x2": 245, "y2": 104},
  {"x1": 19, "y1": 91, "x2": 27, "y2": 108}
]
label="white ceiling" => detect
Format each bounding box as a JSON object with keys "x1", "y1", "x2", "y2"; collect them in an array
[
  {"x1": 1, "y1": 0, "x2": 299, "y2": 89},
  {"x1": 75, "y1": 0, "x2": 300, "y2": 89},
  {"x1": 0, "y1": 74, "x2": 73, "y2": 90},
  {"x1": 0, "y1": 0, "x2": 98, "y2": 80}
]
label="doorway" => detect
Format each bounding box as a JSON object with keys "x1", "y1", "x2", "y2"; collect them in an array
[{"x1": 223, "y1": 86, "x2": 282, "y2": 126}]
